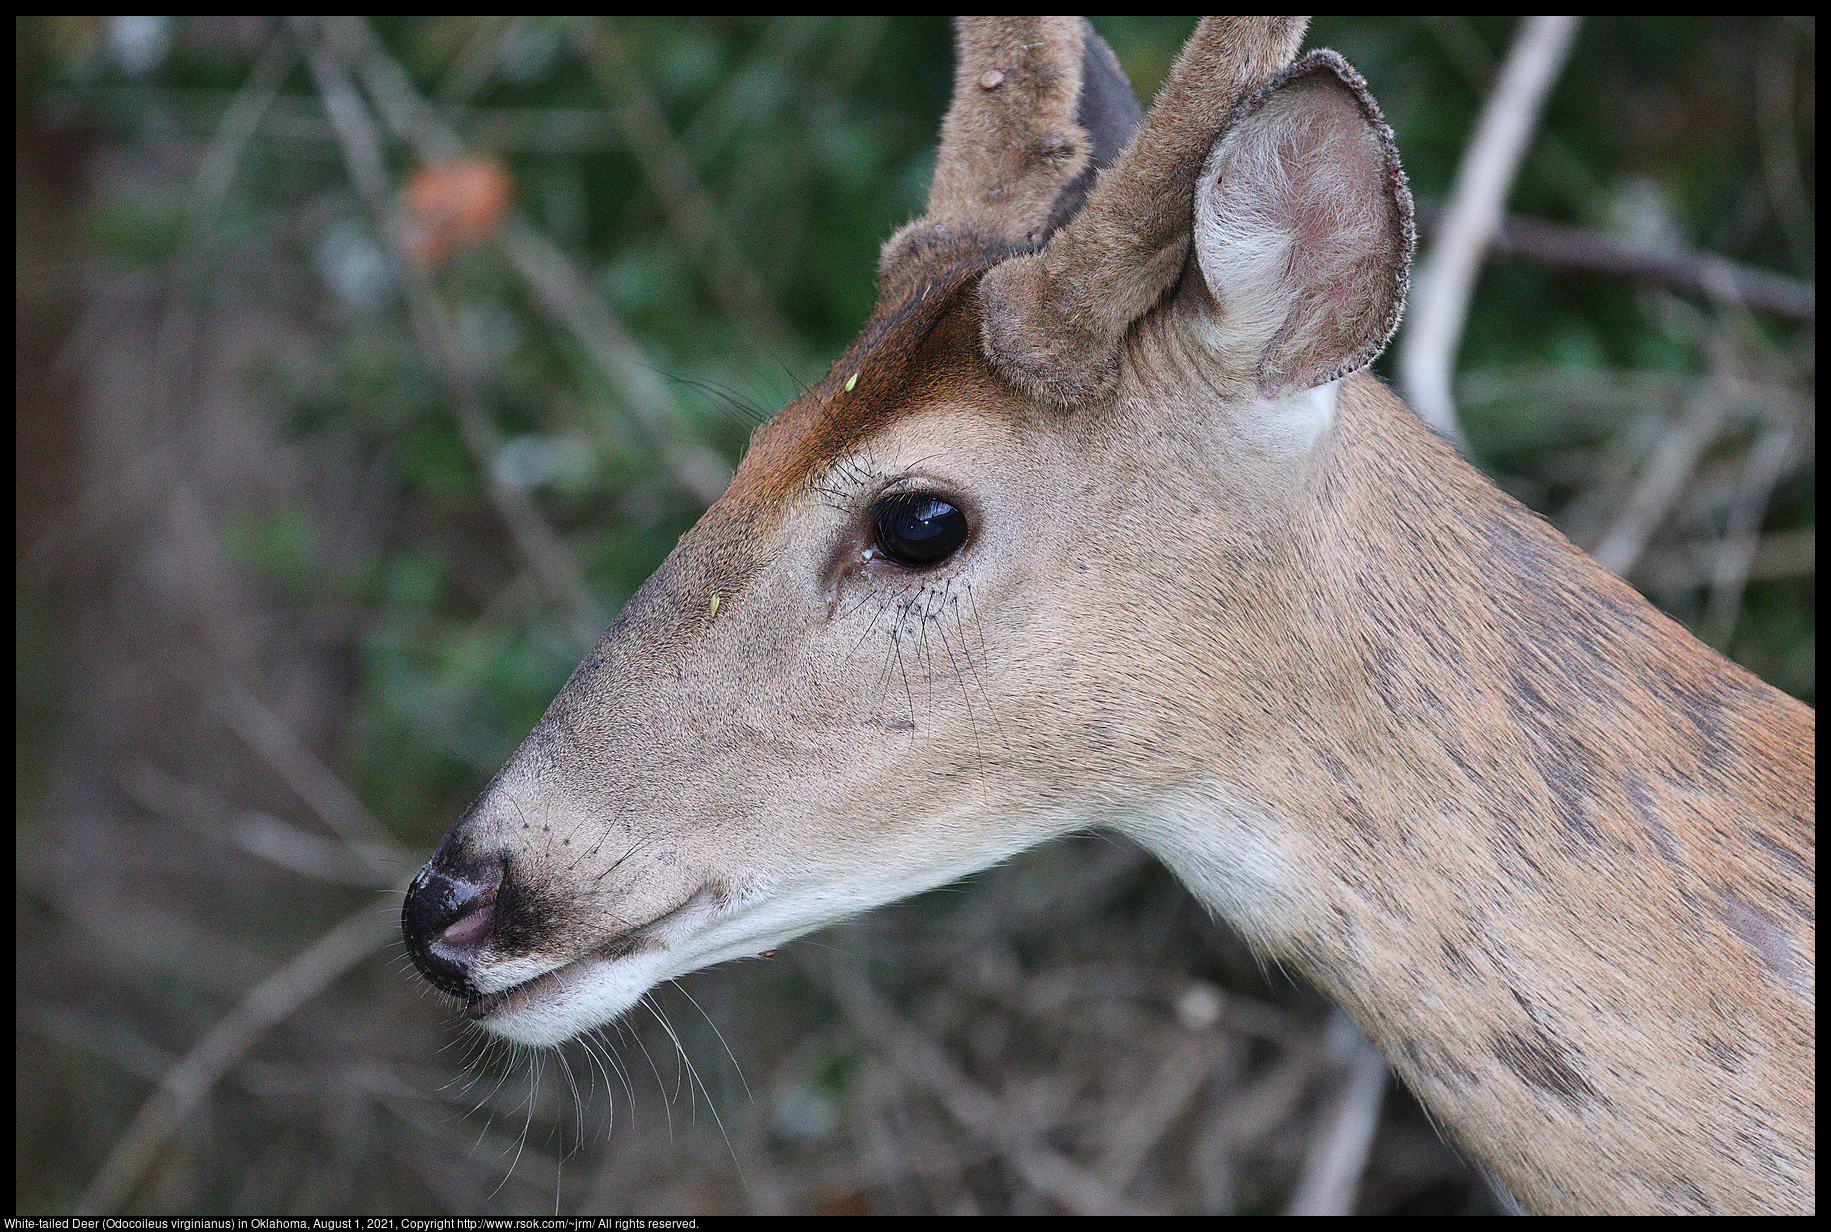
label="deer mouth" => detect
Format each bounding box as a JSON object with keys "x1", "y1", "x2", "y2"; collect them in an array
[
  {"x1": 465, "y1": 976, "x2": 537, "y2": 1020},
  {"x1": 462, "y1": 931, "x2": 654, "y2": 1022},
  {"x1": 460, "y1": 884, "x2": 727, "y2": 1039}
]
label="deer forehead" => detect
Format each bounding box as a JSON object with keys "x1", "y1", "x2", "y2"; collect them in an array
[
  {"x1": 704, "y1": 304, "x2": 1336, "y2": 602},
  {"x1": 699, "y1": 296, "x2": 1054, "y2": 556},
  {"x1": 722, "y1": 252, "x2": 1009, "y2": 508}
]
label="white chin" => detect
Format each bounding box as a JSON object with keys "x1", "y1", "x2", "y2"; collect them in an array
[{"x1": 472, "y1": 949, "x2": 672, "y2": 1047}]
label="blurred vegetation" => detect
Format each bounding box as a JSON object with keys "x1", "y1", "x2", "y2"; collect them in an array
[{"x1": 16, "y1": 16, "x2": 1813, "y2": 1216}]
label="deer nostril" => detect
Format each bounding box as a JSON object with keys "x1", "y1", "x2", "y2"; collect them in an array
[
  {"x1": 401, "y1": 850, "x2": 505, "y2": 997},
  {"x1": 435, "y1": 893, "x2": 495, "y2": 949}
]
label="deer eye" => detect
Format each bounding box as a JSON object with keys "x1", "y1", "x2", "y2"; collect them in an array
[{"x1": 871, "y1": 492, "x2": 968, "y2": 568}]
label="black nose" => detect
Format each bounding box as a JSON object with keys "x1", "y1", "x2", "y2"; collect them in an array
[{"x1": 401, "y1": 847, "x2": 504, "y2": 999}]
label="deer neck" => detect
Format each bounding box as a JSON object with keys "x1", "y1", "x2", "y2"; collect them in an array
[{"x1": 1114, "y1": 371, "x2": 1811, "y2": 1213}]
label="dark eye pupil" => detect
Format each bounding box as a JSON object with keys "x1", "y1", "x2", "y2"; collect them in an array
[{"x1": 873, "y1": 492, "x2": 968, "y2": 567}]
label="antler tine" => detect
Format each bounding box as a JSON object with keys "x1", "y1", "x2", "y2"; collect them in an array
[
  {"x1": 880, "y1": 17, "x2": 1095, "y2": 274},
  {"x1": 979, "y1": 16, "x2": 1310, "y2": 408}
]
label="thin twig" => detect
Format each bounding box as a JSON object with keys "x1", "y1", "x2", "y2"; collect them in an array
[
  {"x1": 712, "y1": 18, "x2": 889, "y2": 280},
  {"x1": 122, "y1": 758, "x2": 401, "y2": 887},
  {"x1": 1755, "y1": 20, "x2": 1813, "y2": 274},
  {"x1": 34, "y1": 87, "x2": 647, "y2": 153},
  {"x1": 16, "y1": 870, "x2": 271, "y2": 1000},
  {"x1": 1633, "y1": 528, "x2": 1815, "y2": 595},
  {"x1": 496, "y1": 219, "x2": 734, "y2": 506},
  {"x1": 1589, "y1": 383, "x2": 1733, "y2": 576},
  {"x1": 202, "y1": 664, "x2": 409, "y2": 876},
  {"x1": 1187, "y1": 1042, "x2": 1322, "y2": 1212},
  {"x1": 808, "y1": 954, "x2": 1160, "y2": 1216},
  {"x1": 1701, "y1": 422, "x2": 1796, "y2": 650},
  {"x1": 21, "y1": 999, "x2": 177, "y2": 1087},
  {"x1": 579, "y1": 17, "x2": 798, "y2": 352},
  {"x1": 431, "y1": 14, "x2": 515, "y2": 110},
  {"x1": 1284, "y1": 1009, "x2": 1388, "y2": 1216},
  {"x1": 1093, "y1": 1035, "x2": 1217, "y2": 1193},
  {"x1": 327, "y1": 15, "x2": 734, "y2": 510},
  {"x1": 1474, "y1": 213, "x2": 1814, "y2": 323},
  {"x1": 1419, "y1": 15, "x2": 1602, "y2": 219},
  {"x1": 183, "y1": 30, "x2": 295, "y2": 230},
  {"x1": 148, "y1": 30, "x2": 296, "y2": 529},
  {"x1": 1400, "y1": 16, "x2": 1582, "y2": 452},
  {"x1": 296, "y1": 17, "x2": 606, "y2": 645},
  {"x1": 75, "y1": 903, "x2": 400, "y2": 1215}
]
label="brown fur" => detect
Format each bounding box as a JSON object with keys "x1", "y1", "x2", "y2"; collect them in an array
[
  {"x1": 880, "y1": 17, "x2": 1093, "y2": 269},
  {"x1": 1248, "y1": 375, "x2": 1814, "y2": 1212}
]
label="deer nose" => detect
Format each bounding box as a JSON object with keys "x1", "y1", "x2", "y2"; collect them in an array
[{"x1": 401, "y1": 849, "x2": 504, "y2": 999}]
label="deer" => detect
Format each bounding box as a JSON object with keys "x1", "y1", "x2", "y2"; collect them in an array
[{"x1": 401, "y1": 17, "x2": 1814, "y2": 1215}]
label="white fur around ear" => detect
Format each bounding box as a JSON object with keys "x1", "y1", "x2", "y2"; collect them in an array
[{"x1": 1192, "y1": 51, "x2": 1414, "y2": 400}]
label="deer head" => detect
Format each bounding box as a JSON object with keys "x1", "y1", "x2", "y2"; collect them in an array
[{"x1": 403, "y1": 17, "x2": 1812, "y2": 1215}]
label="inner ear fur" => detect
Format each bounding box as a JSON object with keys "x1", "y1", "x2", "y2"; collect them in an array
[{"x1": 1191, "y1": 50, "x2": 1415, "y2": 399}]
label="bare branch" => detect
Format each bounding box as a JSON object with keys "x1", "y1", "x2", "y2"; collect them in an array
[
  {"x1": 1755, "y1": 20, "x2": 1813, "y2": 273},
  {"x1": 1476, "y1": 214, "x2": 1814, "y2": 322},
  {"x1": 201, "y1": 663, "x2": 411, "y2": 877},
  {"x1": 1701, "y1": 422, "x2": 1798, "y2": 649},
  {"x1": 122, "y1": 759, "x2": 401, "y2": 887},
  {"x1": 807, "y1": 954, "x2": 1161, "y2": 1216},
  {"x1": 1633, "y1": 528, "x2": 1814, "y2": 595},
  {"x1": 1589, "y1": 383, "x2": 1733, "y2": 576},
  {"x1": 1092, "y1": 1035, "x2": 1218, "y2": 1194},
  {"x1": 495, "y1": 219, "x2": 734, "y2": 506},
  {"x1": 579, "y1": 17, "x2": 799, "y2": 353},
  {"x1": 296, "y1": 17, "x2": 606, "y2": 645},
  {"x1": 322, "y1": 15, "x2": 734, "y2": 510},
  {"x1": 144, "y1": 31, "x2": 296, "y2": 519},
  {"x1": 1284, "y1": 1009, "x2": 1388, "y2": 1216},
  {"x1": 1400, "y1": 16, "x2": 1582, "y2": 452},
  {"x1": 75, "y1": 903, "x2": 398, "y2": 1215}
]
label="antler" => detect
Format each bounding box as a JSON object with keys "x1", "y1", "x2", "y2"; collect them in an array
[
  {"x1": 880, "y1": 17, "x2": 1142, "y2": 274},
  {"x1": 978, "y1": 16, "x2": 1310, "y2": 407}
]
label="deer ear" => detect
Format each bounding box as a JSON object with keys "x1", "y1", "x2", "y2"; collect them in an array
[
  {"x1": 1191, "y1": 51, "x2": 1414, "y2": 400},
  {"x1": 974, "y1": 17, "x2": 1308, "y2": 410}
]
